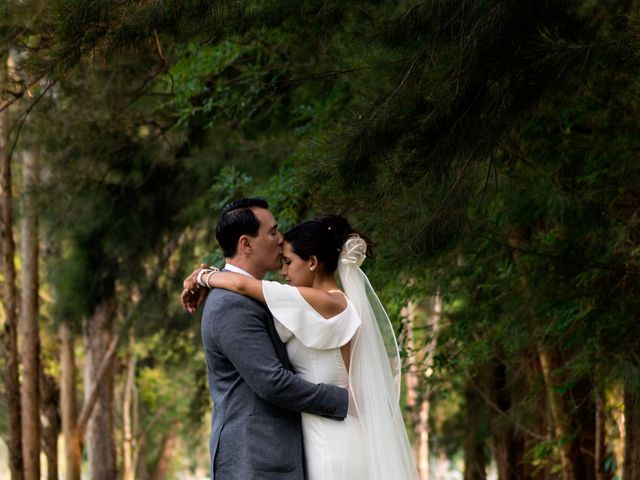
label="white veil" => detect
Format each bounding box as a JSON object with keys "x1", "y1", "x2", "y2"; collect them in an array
[{"x1": 338, "y1": 236, "x2": 420, "y2": 480}]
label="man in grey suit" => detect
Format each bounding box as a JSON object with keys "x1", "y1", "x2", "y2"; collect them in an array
[{"x1": 183, "y1": 198, "x2": 348, "y2": 480}]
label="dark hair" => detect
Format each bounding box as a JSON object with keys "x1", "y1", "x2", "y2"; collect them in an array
[
  {"x1": 215, "y1": 197, "x2": 269, "y2": 258},
  {"x1": 284, "y1": 214, "x2": 372, "y2": 274}
]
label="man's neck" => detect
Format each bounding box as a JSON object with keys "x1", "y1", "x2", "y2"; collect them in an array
[{"x1": 225, "y1": 258, "x2": 265, "y2": 280}]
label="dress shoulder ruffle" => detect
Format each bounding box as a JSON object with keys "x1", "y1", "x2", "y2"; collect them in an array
[{"x1": 262, "y1": 281, "x2": 360, "y2": 349}]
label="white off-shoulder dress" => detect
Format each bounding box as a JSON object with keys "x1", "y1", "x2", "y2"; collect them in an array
[{"x1": 262, "y1": 281, "x2": 371, "y2": 480}]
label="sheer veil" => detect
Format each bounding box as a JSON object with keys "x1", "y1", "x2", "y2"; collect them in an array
[{"x1": 338, "y1": 236, "x2": 420, "y2": 480}]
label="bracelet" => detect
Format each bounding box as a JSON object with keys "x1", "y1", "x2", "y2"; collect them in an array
[
  {"x1": 197, "y1": 266, "x2": 220, "y2": 288},
  {"x1": 196, "y1": 269, "x2": 211, "y2": 287}
]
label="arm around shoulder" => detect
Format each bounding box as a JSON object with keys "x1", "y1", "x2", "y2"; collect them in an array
[
  {"x1": 207, "y1": 272, "x2": 266, "y2": 303},
  {"x1": 211, "y1": 295, "x2": 348, "y2": 419}
]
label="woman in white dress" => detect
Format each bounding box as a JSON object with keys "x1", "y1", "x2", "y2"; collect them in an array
[{"x1": 197, "y1": 215, "x2": 418, "y2": 480}]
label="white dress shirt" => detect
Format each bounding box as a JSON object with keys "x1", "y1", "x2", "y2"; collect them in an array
[{"x1": 223, "y1": 262, "x2": 255, "y2": 278}]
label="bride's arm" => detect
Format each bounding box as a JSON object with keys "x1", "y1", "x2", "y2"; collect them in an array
[
  {"x1": 206, "y1": 272, "x2": 266, "y2": 302},
  {"x1": 208, "y1": 273, "x2": 346, "y2": 319},
  {"x1": 183, "y1": 268, "x2": 347, "y2": 319}
]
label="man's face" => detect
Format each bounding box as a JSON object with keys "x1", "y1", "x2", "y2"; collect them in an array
[{"x1": 248, "y1": 207, "x2": 283, "y2": 273}]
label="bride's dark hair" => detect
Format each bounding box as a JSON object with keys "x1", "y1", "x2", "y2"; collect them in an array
[{"x1": 284, "y1": 214, "x2": 372, "y2": 274}]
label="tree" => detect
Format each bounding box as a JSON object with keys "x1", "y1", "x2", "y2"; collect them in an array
[
  {"x1": 20, "y1": 148, "x2": 41, "y2": 480},
  {"x1": 0, "y1": 51, "x2": 23, "y2": 480}
]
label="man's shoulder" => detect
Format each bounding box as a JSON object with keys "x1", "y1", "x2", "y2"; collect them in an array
[
  {"x1": 201, "y1": 289, "x2": 271, "y2": 339},
  {"x1": 204, "y1": 288, "x2": 268, "y2": 314}
]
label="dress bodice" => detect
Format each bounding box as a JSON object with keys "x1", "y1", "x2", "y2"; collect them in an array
[
  {"x1": 262, "y1": 281, "x2": 369, "y2": 480},
  {"x1": 262, "y1": 280, "x2": 360, "y2": 387},
  {"x1": 283, "y1": 327, "x2": 350, "y2": 387}
]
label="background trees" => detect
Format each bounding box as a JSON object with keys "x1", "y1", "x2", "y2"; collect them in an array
[{"x1": 1, "y1": 1, "x2": 639, "y2": 479}]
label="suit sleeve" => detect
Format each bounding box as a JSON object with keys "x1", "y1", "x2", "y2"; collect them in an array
[{"x1": 206, "y1": 296, "x2": 348, "y2": 419}]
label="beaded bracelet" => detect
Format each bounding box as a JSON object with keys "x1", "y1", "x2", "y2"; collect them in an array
[
  {"x1": 196, "y1": 269, "x2": 210, "y2": 287},
  {"x1": 198, "y1": 266, "x2": 221, "y2": 288}
]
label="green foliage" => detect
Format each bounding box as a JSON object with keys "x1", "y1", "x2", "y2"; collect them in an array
[
  {"x1": 170, "y1": 40, "x2": 281, "y2": 129},
  {"x1": 208, "y1": 165, "x2": 253, "y2": 209},
  {"x1": 134, "y1": 330, "x2": 209, "y2": 471},
  {"x1": 256, "y1": 162, "x2": 312, "y2": 232}
]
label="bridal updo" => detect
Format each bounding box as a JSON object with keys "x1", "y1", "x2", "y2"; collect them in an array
[{"x1": 284, "y1": 215, "x2": 372, "y2": 274}]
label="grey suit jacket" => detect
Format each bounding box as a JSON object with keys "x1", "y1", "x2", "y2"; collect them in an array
[{"x1": 201, "y1": 287, "x2": 349, "y2": 480}]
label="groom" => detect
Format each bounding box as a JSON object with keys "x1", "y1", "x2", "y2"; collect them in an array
[{"x1": 182, "y1": 198, "x2": 348, "y2": 480}]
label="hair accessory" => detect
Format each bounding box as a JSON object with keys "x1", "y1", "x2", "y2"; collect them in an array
[{"x1": 339, "y1": 234, "x2": 367, "y2": 267}]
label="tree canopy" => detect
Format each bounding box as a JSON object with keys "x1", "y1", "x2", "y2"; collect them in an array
[{"x1": 1, "y1": 1, "x2": 640, "y2": 479}]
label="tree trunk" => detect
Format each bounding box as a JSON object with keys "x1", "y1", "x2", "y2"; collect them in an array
[
  {"x1": 624, "y1": 379, "x2": 640, "y2": 480},
  {"x1": 538, "y1": 347, "x2": 587, "y2": 480},
  {"x1": 416, "y1": 395, "x2": 430, "y2": 480},
  {"x1": 464, "y1": 379, "x2": 487, "y2": 480},
  {"x1": 123, "y1": 332, "x2": 137, "y2": 480},
  {"x1": 610, "y1": 385, "x2": 624, "y2": 479},
  {"x1": 595, "y1": 391, "x2": 606, "y2": 480},
  {"x1": 573, "y1": 377, "x2": 596, "y2": 480},
  {"x1": 60, "y1": 321, "x2": 82, "y2": 480},
  {"x1": 508, "y1": 228, "x2": 585, "y2": 480},
  {"x1": 401, "y1": 300, "x2": 421, "y2": 462},
  {"x1": 83, "y1": 298, "x2": 118, "y2": 480},
  {"x1": 401, "y1": 297, "x2": 436, "y2": 480},
  {"x1": 20, "y1": 149, "x2": 40, "y2": 480},
  {"x1": 401, "y1": 292, "x2": 441, "y2": 480},
  {"x1": 150, "y1": 432, "x2": 176, "y2": 480},
  {"x1": 135, "y1": 443, "x2": 151, "y2": 480},
  {"x1": 40, "y1": 369, "x2": 60, "y2": 480},
  {"x1": 419, "y1": 292, "x2": 440, "y2": 480},
  {"x1": 538, "y1": 348, "x2": 575, "y2": 480},
  {"x1": 488, "y1": 360, "x2": 528, "y2": 480},
  {"x1": 0, "y1": 54, "x2": 24, "y2": 480},
  {"x1": 132, "y1": 377, "x2": 141, "y2": 477}
]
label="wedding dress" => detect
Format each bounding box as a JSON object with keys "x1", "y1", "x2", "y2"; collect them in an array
[
  {"x1": 262, "y1": 236, "x2": 419, "y2": 480},
  {"x1": 263, "y1": 282, "x2": 370, "y2": 479}
]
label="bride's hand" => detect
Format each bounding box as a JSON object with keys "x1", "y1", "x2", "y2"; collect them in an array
[
  {"x1": 181, "y1": 264, "x2": 209, "y2": 314},
  {"x1": 181, "y1": 286, "x2": 208, "y2": 314}
]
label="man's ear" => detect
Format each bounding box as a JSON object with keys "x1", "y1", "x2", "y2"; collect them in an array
[
  {"x1": 309, "y1": 255, "x2": 319, "y2": 272},
  {"x1": 238, "y1": 235, "x2": 252, "y2": 255}
]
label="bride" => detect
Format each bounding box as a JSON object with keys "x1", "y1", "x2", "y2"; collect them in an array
[{"x1": 185, "y1": 215, "x2": 419, "y2": 480}]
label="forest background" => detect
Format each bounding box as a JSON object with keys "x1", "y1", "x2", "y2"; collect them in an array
[{"x1": 1, "y1": 1, "x2": 639, "y2": 480}]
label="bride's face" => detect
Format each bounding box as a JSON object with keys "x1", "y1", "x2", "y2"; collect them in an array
[{"x1": 280, "y1": 242, "x2": 315, "y2": 287}]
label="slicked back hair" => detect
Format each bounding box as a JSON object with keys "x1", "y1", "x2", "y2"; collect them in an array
[{"x1": 215, "y1": 198, "x2": 270, "y2": 258}]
